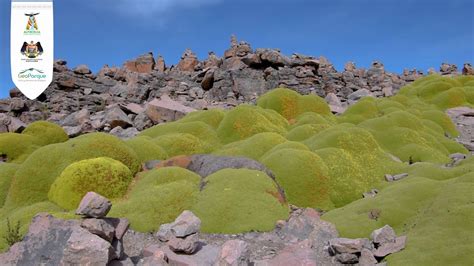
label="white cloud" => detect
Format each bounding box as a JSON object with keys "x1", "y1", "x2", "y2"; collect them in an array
[{"x1": 113, "y1": 0, "x2": 222, "y2": 16}]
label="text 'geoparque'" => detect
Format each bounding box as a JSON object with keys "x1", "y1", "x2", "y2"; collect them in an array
[{"x1": 11, "y1": 0, "x2": 54, "y2": 100}]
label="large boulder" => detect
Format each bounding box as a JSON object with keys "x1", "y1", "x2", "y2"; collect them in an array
[
  {"x1": 177, "y1": 49, "x2": 199, "y2": 72},
  {"x1": 75, "y1": 192, "x2": 113, "y2": 218},
  {"x1": 145, "y1": 95, "x2": 196, "y2": 124},
  {"x1": 124, "y1": 53, "x2": 156, "y2": 74},
  {"x1": 170, "y1": 210, "x2": 201, "y2": 238}
]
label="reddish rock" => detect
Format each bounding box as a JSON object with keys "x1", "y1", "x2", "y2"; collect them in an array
[
  {"x1": 218, "y1": 240, "x2": 249, "y2": 266},
  {"x1": 201, "y1": 68, "x2": 215, "y2": 90},
  {"x1": 61, "y1": 228, "x2": 117, "y2": 265},
  {"x1": 140, "y1": 245, "x2": 168, "y2": 265},
  {"x1": 155, "y1": 55, "x2": 166, "y2": 72},
  {"x1": 124, "y1": 53, "x2": 156, "y2": 74},
  {"x1": 145, "y1": 95, "x2": 196, "y2": 124},
  {"x1": 177, "y1": 49, "x2": 199, "y2": 72}
]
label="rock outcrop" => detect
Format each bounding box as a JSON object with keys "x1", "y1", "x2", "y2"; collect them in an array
[{"x1": 1, "y1": 35, "x2": 470, "y2": 137}]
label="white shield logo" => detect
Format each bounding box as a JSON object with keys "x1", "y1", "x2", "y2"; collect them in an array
[{"x1": 11, "y1": 0, "x2": 54, "y2": 100}]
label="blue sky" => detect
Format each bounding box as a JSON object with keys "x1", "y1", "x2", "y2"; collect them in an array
[{"x1": 1, "y1": 0, "x2": 473, "y2": 98}]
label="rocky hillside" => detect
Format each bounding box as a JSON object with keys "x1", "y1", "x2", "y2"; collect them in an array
[
  {"x1": 1, "y1": 36, "x2": 473, "y2": 138},
  {"x1": 0, "y1": 38, "x2": 473, "y2": 265}
]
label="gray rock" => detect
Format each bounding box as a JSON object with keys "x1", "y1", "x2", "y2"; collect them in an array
[
  {"x1": 279, "y1": 208, "x2": 322, "y2": 241},
  {"x1": 449, "y1": 153, "x2": 466, "y2": 161},
  {"x1": 325, "y1": 93, "x2": 342, "y2": 107},
  {"x1": 61, "y1": 228, "x2": 116, "y2": 265},
  {"x1": 156, "y1": 223, "x2": 173, "y2": 242},
  {"x1": 104, "y1": 218, "x2": 130, "y2": 240},
  {"x1": 0, "y1": 213, "x2": 80, "y2": 265},
  {"x1": 63, "y1": 125, "x2": 82, "y2": 137},
  {"x1": 168, "y1": 234, "x2": 200, "y2": 254},
  {"x1": 335, "y1": 253, "x2": 358, "y2": 264},
  {"x1": 217, "y1": 240, "x2": 249, "y2": 266},
  {"x1": 370, "y1": 225, "x2": 396, "y2": 246},
  {"x1": 359, "y1": 248, "x2": 378, "y2": 266},
  {"x1": 187, "y1": 155, "x2": 276, "y2": 180},
  {"x1": 61, "y1": 108, "x2": 90, "y2": 127},
  {"x1": 112, "y1": 239, "x2": 125, "y2": 260},
  {"x1": 110, "y1": 257, "x2": 136, "y2": 266},
  {"x1": 145, "y1": 95, "x2": 196, "y2": 124},
  {"x1": 348, "y1": 89, "x2": 373, "y2": 102},
  {"x1": 110, "y1": 126, "x2": 139, "y2": 140},
  {"x1": 144, "y1": 160, "x2": 161, "y2": 170},
  {"x1": 73, "y1": 64, "x2": 92, "y2": 75},
  {"x1": 329, "y1": 238, "x2": 372, "y2": 254},
  {"x1": 9, "y1": 98, "x2": 26, "y2": 112},
  {"x1": 170, "y1": 211, "x2": 201, "y2": 238},
  {"x1": 385, "y1": 173, "x2": 407, "y2": 182},
  {"x1": 80, "y1": 218, "x2": 115, "y2": 243},
  {"x1": 373, "y1": 236, "x2": 407, "y2": 258},
  {"x1": 162, "y1": 244, "x2": 220, "y2": 266},
  {"x1": 134, "y1": 112, "x2": 153, "y2": 131},
  {"x1": 264, "y1": 240, "x2": 317, "y2": 266},
  {"x1": 104, "y1": 105, "x2": 133, "y2": 129},
  {"x1": 363, "y1": 189, "x2": 379, "y2": 198},
  {"x1": 76, "y1": 191, "x2": 112, "y2": 218}
]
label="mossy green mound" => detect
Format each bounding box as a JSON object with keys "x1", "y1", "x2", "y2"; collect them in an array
[
  {"x1": 421, "y1": 110, "x2": 459, "y2": 137},
  {"x1": 262, "y1": 141, "x2": 309, "y2": 158},
  {"x1": 214, "y1": 132, "x2": 287, "y2": 161},
  {"x1": 110, "y1": 167, "x2": 200, "y2": 232},
  {"x1": 5, "y1": 133, "x2": 140, "y2": 208},
  {"x1": 0, "y1": 133, "x2": 38, "y2": 163},
  {"x1": 48, "y1": 157, "x2": 133, "y2": 210},
  {"x1": 323, "y1": 170, "x2": 474, "y2": 265},
  {"x1": 358, "y1": 111, "x2": 464, "y2": 163},
  {"x1": 179, "y1": 109, "x2": 226, "y2": 129},
  {"x1": 290, "y1": 112, "x2": 335, "y2": 128},
  {"x1": 314, "y1": 148, "x2": 379, "y2": 208},
  {"x1": 140, "y1": 121, "x2": 220, "y2": 148},
  {"x1": 261, "y1": 149, "x2": 332, "y2": 209},
  {"x1": 193, "y1": 168, "x2": 288, "y2": 233},
  {"x1": 286, "y1": 124, "x2": 331, "y2": 141},
  {"x1": 126, "y1": 136, "x2": 168, "y2": 163},
  {"x1": 338, "y1": 97, "x2": 379, "y2": 124},
  {"x1": 22, "y1": 121, "x2": 68, "y2": 146},
  {"x1": 153, "y1": 133, "x2": 214, "y2": 157},
  {"x1": 305, "y1": 126, "x2": 401, "y2": 179},
  {"x1": 0, "y1": 163, "x2": 18, "y2": 208},
  {"x1": 216, "y1": 105, "x2": 288, "y2": 144},
  {"x1": 257, "y1": 88, "x2": 331, "y2": 120},
  {"x1": 398, "y1": 75, "x2": 473, "y2": 110}
]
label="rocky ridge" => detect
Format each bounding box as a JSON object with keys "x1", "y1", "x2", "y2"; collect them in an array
[{"x1": 1, "y1": 36, "x2": 472, "y2": 138}]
